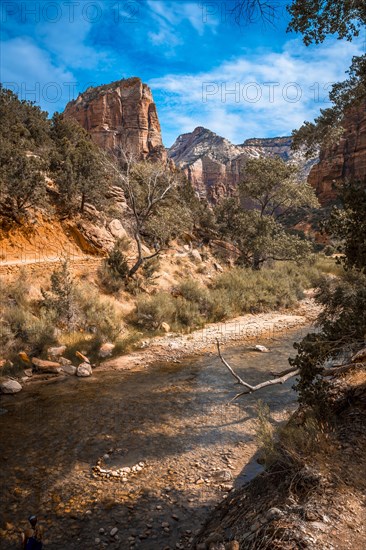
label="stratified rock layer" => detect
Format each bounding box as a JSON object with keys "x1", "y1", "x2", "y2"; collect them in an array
[
  {"x1": 169, "y1": 127, "x2": 317, "y2": 203},
  {"x1": 308, "y1": 100, "x2": 366, "y2": 204},
  {"x1": 64, "y1": 78, "x2": 166, "y2": 162}
]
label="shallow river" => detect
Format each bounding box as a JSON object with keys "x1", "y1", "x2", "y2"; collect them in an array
[{"x1": 0, "y1": 326, "x2": 310, "y2": 549}]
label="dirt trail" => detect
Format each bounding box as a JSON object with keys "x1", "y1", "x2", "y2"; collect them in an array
[{"x1": 0, "y1": 255, "x2": 104, "y2": 276}]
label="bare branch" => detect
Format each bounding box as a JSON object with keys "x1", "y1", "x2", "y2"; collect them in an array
[
  {"x1": 216, "y1": 340, "x2": 300, "y2": 399},
  {"x1": 270, "y1": 365, "x2": 299, "y2": 378},
  {"x1": 323, "y1": 362, "x2": 365, "y2": 377},
  {"x1": 230, "y1": 1, "x2": 280, "y2": 26}
]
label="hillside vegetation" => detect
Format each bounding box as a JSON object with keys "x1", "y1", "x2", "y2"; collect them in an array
[{"x1": 0, "y1": 86, "x2": 327, "y2": 375}]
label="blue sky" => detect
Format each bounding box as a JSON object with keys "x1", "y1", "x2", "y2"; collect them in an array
[{"x1": 1, "y1": 0, "x2": 364, "y2": 146}]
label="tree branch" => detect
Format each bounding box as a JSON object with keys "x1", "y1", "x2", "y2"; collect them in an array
[{"x1": 216, "y1": 340, "x2": 300, "y2": 399}]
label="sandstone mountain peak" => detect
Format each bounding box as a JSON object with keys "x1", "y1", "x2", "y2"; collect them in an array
[
  {"x1": 168, "y1": 128, "x2": 318, "y2": 202},
  {"x1": 64, "y1": 77, "x2": 166, "y2": 162}
]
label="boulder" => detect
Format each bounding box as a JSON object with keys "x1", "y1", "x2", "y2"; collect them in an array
[
  {"x1": 254, "y1": 345, "x2": 270, "y2": 353},
  {"x1": 76, "y1": 220, "x2": 115, "y2": 251},
  {"x1": 160, "y1": 322, "x2": 171, "y2": 333},
  {"x1": 190, "y1": 249, "x2": 202, "y2": 262},
  {"x1": 141, "y1": 244, "x2": 151, "y2": 254},
  {"x1": 31, "y1": 357, "x2": 61, "y2": 373},
  {"x1": 212, "y1": 469, "x2": 232, "y2": 482},
  {"x1": 76, "y1": 363, "x2": 93, "y2": 377},
  {"x1": 1, "y1": 379, "x2": 22, "y2": 394},
  {"x1": 59, "y1": 357, "x2": 72, "y2": 366},
  {"x1": 76, "y1": 351, "x2": 90, "y2": 364},
  {"x1": 108, "y1": 219, "x2": 127, "y2": 240},
  {"x1": 61, "y1": 364, "x2": 77, "y2": 376},
  {"x1": 47, "y1": 345, "x2": 67, "y2": 357},
  {"x1": 213, "y1": 262, "x2": 224, "y2": 272},
  {"x1": 98, "y1": 342, "x2": 115, "y2": 358},
  {"x1": 18, "y1": 351, "x2": 31, "y2": 363}
]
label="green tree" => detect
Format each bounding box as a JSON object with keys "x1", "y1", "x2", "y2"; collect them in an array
[
  {"x1": 287, "y1": 0, "x2": 366, "y2": 45},
  {"x1": 0, "y1": 86, "x2": 50, "y2": 221},
  {"x1": 232, "y1": 3, "x2": 366, "y2": 155},
  {"x1": 110, "y1": 156, "x2": 194, "y2": 277},
  {"x1": 286, "y1": 0, "x2": 366, "y2": 154},
  {"x1": 290, "y1": 179, "x2": 366, "y2": 410},
  {"x1": 41, "y1": 260, "x2": 78, "y2": 329},
  {"x1": 50, "y1": 113, "x2": 109, "y2": 214},
  {"x1": 292, "y1": 56, "x2": 366, "y2": 156},
  {"x1": 216, "y1": 157, "x2": 318, "y2": 269},
  {"x1": 0, "y1": 152, "x2": 48, "y2": 222},
  {"x1": 325, "y1": 180, "x2": 366, "y2": 271},
  {"x1": 233, "y1": 1, "x2": 366, "y2": 44}
]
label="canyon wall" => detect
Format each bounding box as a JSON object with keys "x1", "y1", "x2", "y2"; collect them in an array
[{"x1": 308, "y1": 101, "x2": 366, "y2": 204}]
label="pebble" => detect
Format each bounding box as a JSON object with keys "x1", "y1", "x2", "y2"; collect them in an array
[{"x1": 110, "y1": 527, "x2": 118, "y2": 536}]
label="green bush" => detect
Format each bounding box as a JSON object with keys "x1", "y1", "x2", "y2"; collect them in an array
[
  {"x1": 212, "y1": 263, "x2": 319, "y2": 315},
  {"x1": 206, "y1": 288, "x2": 234, "y2": 322},
  {"x1": 135, "y1": 292, "x2": 176, "y2": 330},
  {"x1": 133, "y1": 261, "x2": 322, "y2": 332},
  {"x1": 98, "y1": 239, "x2": 130, "y2": 294},
  {"x1": 173, "y1": 296, "x2": 203, "y2": 329},
  {"x1": 74, "y1": 282, "x2": 123, "y2": 343},
  {"x1": 0, "y1": 275, "x2": 57, "y2": 356}
]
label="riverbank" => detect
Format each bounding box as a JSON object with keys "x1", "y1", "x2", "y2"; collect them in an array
[
  {"x1": 193, "y1": 370, "x2": 366, "y2": 550},
  {"x1": 0, "y1": 327, "x2": 309, "y2": 550},
  {"x1": 101, "y1": 292, "x2": 320, "y2": 373}
]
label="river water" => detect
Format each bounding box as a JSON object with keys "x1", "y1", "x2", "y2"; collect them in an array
[{"x1": 0, "y1": 326, "x2": 310, "y2": 549}]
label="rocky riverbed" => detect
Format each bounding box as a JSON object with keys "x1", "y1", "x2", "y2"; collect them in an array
[{"x1": 0, "y1": 325, "x2": 312, "y2": 549}]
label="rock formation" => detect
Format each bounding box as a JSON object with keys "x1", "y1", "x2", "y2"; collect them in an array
[
  {"x1": 64, "y1": 77, "x2": 166, "y2": 162},
  {"x1": 308, "y1": 100, "x2": 366, "y2": 204},
  {"x1": 169, "y1": 127, "x2": 317, "y2": 203}
]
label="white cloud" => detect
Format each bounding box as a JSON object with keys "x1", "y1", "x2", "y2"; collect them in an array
[
  {"x1": 147, "y1": 0, "x2": 218, "y2": 50},
  {"x1": 1, "y1": 37, "x2": 75, "y2": 114},
  {"x1": 150, "y1": 37, "x2": 364, "y2": 145}
]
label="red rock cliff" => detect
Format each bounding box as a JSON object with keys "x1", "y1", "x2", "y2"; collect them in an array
[
  {"x1": 169, "y1": 127, "x2": 317, "y2": 203},
  {"x1": 64, "y1": 77, "x2": 166, "y2": 162},
  {"x1": 308, "y1": 100, "x2": 366, "y2": 204}
]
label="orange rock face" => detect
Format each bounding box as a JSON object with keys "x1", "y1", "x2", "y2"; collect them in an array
[
  {"x1": 64, "y1": 77, "x2": 166, "y2": 162},
  {"x1": 308, "y1": 101, "x2": 366, "y2": 204}
]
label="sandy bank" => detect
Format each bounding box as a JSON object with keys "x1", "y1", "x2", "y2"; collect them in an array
[{"x1": 102, "y1": 293, "x2": 320, "y2": 372}]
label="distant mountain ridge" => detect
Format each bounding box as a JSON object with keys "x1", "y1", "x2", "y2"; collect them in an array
[{"x1": 169, "y1": 127, "x2": 318, "y2": 202}]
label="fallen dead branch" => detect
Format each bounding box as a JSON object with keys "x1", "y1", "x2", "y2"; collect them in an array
[
  {"x1": 216, "y1": 340, "x2": 300, "y2": 400},
  {"x1": 217, "y1": 340, "x2": 366, "y2": 399}
]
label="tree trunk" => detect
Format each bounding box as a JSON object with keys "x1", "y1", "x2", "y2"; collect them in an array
[
  {"x1": 252, "y1": 251, "x2": 261, "y2": 270},
  {"x1": 128, "y1": 256, "x2": 144, "y2": 278}
]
